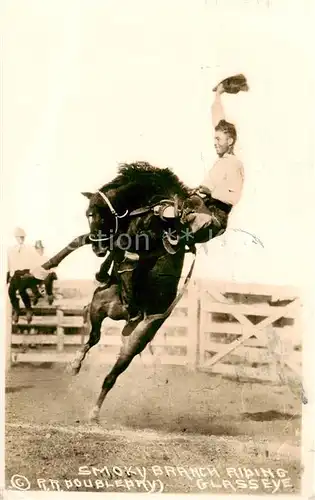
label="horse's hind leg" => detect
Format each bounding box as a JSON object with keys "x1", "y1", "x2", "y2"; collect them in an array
[
  {"x1": 67, "y1": 303, "x2": 106, "y2": 375},
  {"x1": 89, "y1": 318, "x2": 163, "y2": 423}
]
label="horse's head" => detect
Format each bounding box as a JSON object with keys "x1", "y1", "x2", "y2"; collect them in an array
[
  {"x1": 82, "y1": 190, "x2": 128, "y2": 257},
  {"x1": 179, "y1": 193, "x2": 214, "y2": 244}
]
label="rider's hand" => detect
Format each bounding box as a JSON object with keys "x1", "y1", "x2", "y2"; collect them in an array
[{"x1": 215, "y1": 83, "x2": 225, "y2": 95}]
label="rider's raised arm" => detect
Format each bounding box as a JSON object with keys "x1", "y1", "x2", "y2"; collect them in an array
[{"x1": 211, "y1": 86, "x2": 225, "y2": 128}]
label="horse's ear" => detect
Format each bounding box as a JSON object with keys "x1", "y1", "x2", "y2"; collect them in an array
[{"x1": 81, "y1": 192, "x2": 93, "y2": 200}]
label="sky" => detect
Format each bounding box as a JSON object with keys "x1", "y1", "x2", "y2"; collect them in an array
[{"x1": 2, "y1": 0, "x2": 314, "y2": 286}]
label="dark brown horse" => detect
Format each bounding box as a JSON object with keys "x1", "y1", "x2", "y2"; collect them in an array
[{"x1": 19, "y1": 162, "x2": 215, "y2": 422}]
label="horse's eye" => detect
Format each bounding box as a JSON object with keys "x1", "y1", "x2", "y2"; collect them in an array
[{"x1": 87, "y1": 213, "x2": 94, "y2": 225}]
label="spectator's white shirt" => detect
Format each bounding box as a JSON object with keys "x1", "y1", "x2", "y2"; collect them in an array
[{"x1": 7, "y1": 244, "x2": 42, "y2": 275}]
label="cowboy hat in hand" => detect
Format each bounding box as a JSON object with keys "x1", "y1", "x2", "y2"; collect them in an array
[{"x1": 213, "y1": 74, "x2": 249, "y2": 94}]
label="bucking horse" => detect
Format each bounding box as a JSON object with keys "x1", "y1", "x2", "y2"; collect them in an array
[{"x1": 18, "y1": 162, "x2": 219, "y2": 423}]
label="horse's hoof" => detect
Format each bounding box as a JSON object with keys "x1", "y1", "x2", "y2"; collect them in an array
[
  {"x1": 48, "y1": 295, "x2": 54, "y2": 305},
  {"x1": 66, "y1": 361, "x2": 81, "y2": 376},
  {"x1": 89, "y1": 407, "x2": 100, "y2": 425}
]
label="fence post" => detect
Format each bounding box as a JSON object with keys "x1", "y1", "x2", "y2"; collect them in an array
[
  {"x1": 198, "y1": 280, "x2": 207, "y2": 368},
  {"x1": 6, "y1": 298, "x2": 12, "y2": 370},
  {"x1": 186, "y1": 280, "x2": 200, "y2": 371},
  {"x1": 56, "y1": 308, "x2": 64, "y2": 354},
  {"x1": 195, "y1": 281, "x2": 201, "y2": 369}
]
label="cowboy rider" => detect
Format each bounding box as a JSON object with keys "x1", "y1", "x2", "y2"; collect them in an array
[{"x1": 193, "y1": 78, "x2": 245, "y2": 238}]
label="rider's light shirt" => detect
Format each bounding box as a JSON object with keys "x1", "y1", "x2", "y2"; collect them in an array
[{"x1": 203, "y1": 153, "x2": 244, "y2": 206}]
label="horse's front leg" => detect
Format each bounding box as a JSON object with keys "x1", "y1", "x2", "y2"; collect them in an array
[
  {"x1": 89, "y1": 316, "x2": 164, "y2": 424},
  {"x1": 42, "y1": 234, "x2": 91, "y2": 271}
]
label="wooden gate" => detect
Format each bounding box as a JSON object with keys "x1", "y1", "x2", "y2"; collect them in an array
[{"x1": 198, "y1": 280, "x2": 302, "y2": 383}]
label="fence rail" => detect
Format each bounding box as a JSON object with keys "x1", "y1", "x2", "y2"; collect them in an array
[{"x1": 8, "y1": 279, "x2": 302, "y2": 383}]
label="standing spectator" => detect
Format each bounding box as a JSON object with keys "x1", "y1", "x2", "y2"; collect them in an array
[{"x1": 7, "y1": 227, "x2": 42, "y2": 322}]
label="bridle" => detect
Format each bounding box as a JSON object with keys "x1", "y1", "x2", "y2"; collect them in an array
[{"x1": 88, "y1": 191, "x2": 129, "y2": 242}]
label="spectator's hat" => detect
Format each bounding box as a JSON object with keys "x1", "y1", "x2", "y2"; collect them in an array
[
  {"x1": 14, "y1": 227, "x2": 26, "y2": 237},
  {"x1": 35, "y1": 240, "x2": 44, "y2": 249}
]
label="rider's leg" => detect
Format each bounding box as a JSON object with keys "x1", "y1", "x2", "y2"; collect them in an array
[
  {"x1": 202, "y1": 195, "x2": 230, "y2": 239},
  {"x1": 95, "y1": 252, "x2": 114, "y2": 283},
  {"x1": 117, "y1": 251, "x2": 141, "y2": 322},
  {"x1": 209, "y1": 206, "x2": 229, "y2": 238}
]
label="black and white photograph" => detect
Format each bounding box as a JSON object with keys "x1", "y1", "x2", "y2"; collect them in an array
[{"x1": 1, "y1": 0, "x2": 314, "y2": 497}]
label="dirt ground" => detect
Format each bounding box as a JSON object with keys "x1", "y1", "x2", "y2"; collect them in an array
[{"x1": 5, "y1": 358, "x2": 302, "y2": 494}]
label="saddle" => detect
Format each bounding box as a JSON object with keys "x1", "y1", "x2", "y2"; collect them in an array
[
  {"x1": 129, "y1": 197, "x2": 180, "y2": 219},
  {"x1": 129, "y1": 197, "x2": 182, "y2": 255}
]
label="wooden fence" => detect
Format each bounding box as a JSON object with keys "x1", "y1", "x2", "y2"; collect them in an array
[{"x1": 7, "y1": 279, "x2": 302, "y2": 383}]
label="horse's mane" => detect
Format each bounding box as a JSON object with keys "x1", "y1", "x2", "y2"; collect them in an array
[{"x1": 100, "y1": 162, "x2": 190, "y2": 200}]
